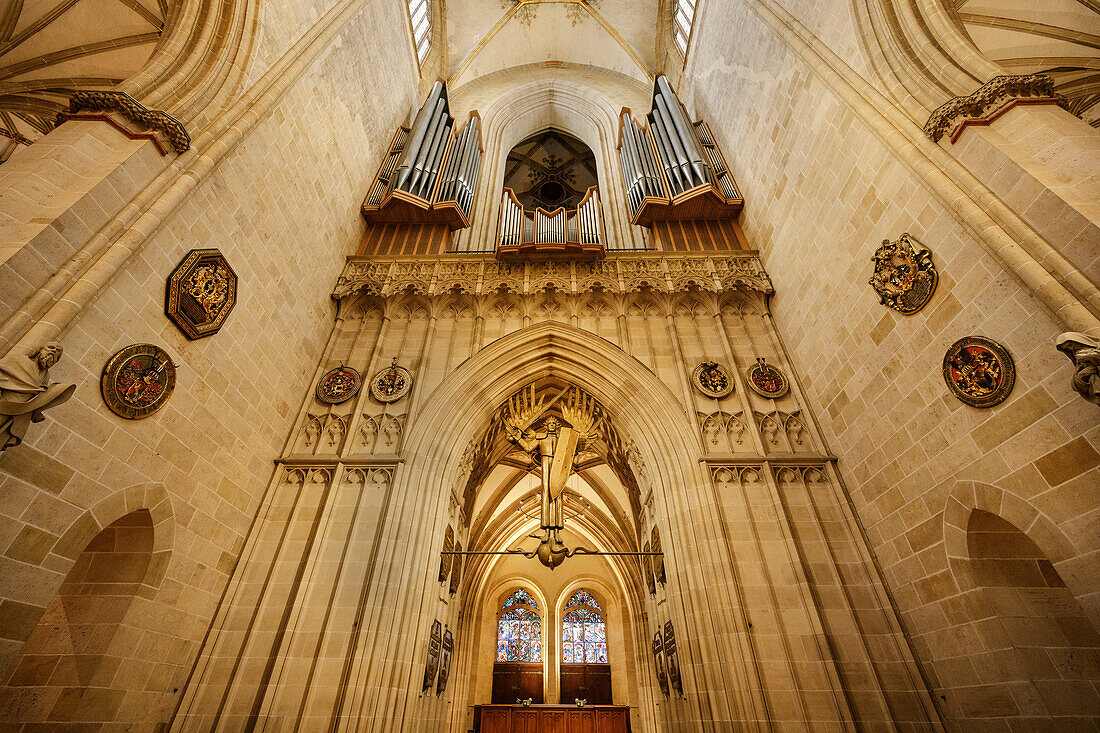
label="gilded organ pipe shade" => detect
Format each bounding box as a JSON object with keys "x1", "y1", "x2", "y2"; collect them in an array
[{"x1": 361, "y1": 83, "x2": 482, "y2": 229}]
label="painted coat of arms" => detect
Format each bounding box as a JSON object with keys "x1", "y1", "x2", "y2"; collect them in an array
[
  {"x1": 370, "y1": 358, "x2": 413, "y2": 403},
  {"x1": 101, "y1": 344, "x2": 177, "y2": 419},
  {"x1": 747, "y1": 358, "x2": 789, "y2": 399},
  {"x1": 316, "y1": 366, "x2": 362, "y2": 404},
  {"x1": 423, "y1": 619, "x2": 442, "y2": 691},
  {"x1": 868, "y1": 234, "x2": 937, "y2": 314},
  {"x1": 943, "y1": 336, "x2": 1015, "y2": 408},
  {"x1": 166, "y1": 249, "x2": 238, "y2": 339},
  {"x1": 692, "y1": 362, "x2": 734, "y2": 398}
]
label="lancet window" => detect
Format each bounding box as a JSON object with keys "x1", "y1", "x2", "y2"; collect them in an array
[
  {"x1": 407, "y1": 0, "x2": 432, "y2": 63},
  {"x1": 497, "y1": 588, "x2": 542, "y2": 662},
  {"x1": 561, "y1": 589, "x2": 608, "y2": 663},
  {"x1": 673, "y1": 0, "x2": 697, "y2": 54}
]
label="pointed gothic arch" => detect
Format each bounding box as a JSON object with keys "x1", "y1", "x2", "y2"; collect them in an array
[{"x1": 342, "y1": 320, "x2": 769, "y2": 729}]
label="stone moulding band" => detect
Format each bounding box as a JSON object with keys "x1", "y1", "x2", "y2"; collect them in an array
[
  {"x1": 59, "y1": 90, "x2": 191, "y2": 154},
  {"x1": 924, "y1": 74, "x2": 1068, "y2": 143},
  {"x1": 332, "y1": 252, "x2": 775, "y2": 300},
  {"x1": 54, "y1": 112, "x2": 169, "y2": 156}
]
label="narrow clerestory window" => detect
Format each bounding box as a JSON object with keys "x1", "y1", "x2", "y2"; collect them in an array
[
  {"x1": 673, "y1": 0, "x2": 697, "y2": 55},
  {"x1": 407, "y1": 0, "x2": 432, "y2": 64}
]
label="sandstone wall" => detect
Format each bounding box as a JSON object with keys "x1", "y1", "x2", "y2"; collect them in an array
[
  {"x1": 0, "y1": 1, "x2": 416, "y2": 727},
  {"x1": 683, "y1": 0, "x2": 1100, "y2": 728}
]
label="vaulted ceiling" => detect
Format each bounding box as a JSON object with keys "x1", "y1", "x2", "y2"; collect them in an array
[
  {"x1": 444, "y1": 0, "x2": 657, "y2": 91},
  {"x1": 0, "y1": 0, "x2": 171, "y2": 162},
  {"x1": 953, "y1": 0, "x2": 1100, "y2": 126}
]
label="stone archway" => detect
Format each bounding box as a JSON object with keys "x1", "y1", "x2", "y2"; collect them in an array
[{"x1": 338, "y1": 320, "x2": 768, "y2": 732}]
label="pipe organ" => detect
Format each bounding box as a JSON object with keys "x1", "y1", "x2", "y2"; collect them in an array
[
  {"x1": 496, "y1": 186, "x2": 604, "y2": 261},
  {"x1": 617, "y1": 76, "x2": 742, "y2": 227},
  {"x1": 362, "y1": 81, "x2": 483, "y2": 230}
]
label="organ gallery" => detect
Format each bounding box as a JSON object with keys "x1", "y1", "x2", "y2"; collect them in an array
[{"x1": 0, "y1": 0, "x2": 1097, "y2": 731}]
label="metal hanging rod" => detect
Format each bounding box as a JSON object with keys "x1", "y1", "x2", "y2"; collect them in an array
[{"x1": 440, "y1": 549, "x2": 663, "y2": 557}]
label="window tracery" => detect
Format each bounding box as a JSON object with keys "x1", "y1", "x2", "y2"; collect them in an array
[
  {"x1": 561, "y1": 589, "x2": 608, "y2": 663},
  {"x1": 497, "y1": 588, "x2": 542, "y2": 662},
  {"x1": 673, "y1": 0, "x2": 697, "y2": 55},
  {"x1": 407, "y1": 0, "x2": 432, "y2": 63}
]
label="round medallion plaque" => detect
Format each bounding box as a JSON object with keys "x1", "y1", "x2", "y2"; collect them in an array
[
  {"x1": 369, "y1": 359, "x2": 413, "y2": 403},
  {"x1": 101, "y1": 344, "x2": 177, "y2": 419},
  {"x1": 691, "y1": 362, "x2": 734, "y2": 398},
  {"x1": 747, "y1": 358, "x2": 789, "y2": 399},
  {"x1": 316, "y1": 366, "x2": 362, "y2": 404},
  {"x1": 943, "y1": 336, "x2": 1015, "y2": 408}
]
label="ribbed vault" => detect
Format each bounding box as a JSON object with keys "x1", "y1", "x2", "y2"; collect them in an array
[{"x1": 953, "y1": 0, "x2": 1100, "y2": 126}]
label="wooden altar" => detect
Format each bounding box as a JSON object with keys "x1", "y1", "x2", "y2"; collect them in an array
[{"x1": 473, "y1": 704, "x2": 630, "y2": 733}]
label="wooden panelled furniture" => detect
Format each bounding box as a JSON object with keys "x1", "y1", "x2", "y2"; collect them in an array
[
  {"x1": 473, "y1": 705, "x2": 631, "y2": 733},
  {"x1": 491, "y1": 662, "x2": 544, "y2": 704},
  {"x1": 558, "y1": 663, "x2": 612, "y2": 704}
]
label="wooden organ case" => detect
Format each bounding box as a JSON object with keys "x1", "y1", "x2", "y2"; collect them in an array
[
  {"x1": 617, "y1": 75, "x2": 745, "y2": 251},
  {"x1": 359, "y1": 81, "x2": 482, "y2": 255}
]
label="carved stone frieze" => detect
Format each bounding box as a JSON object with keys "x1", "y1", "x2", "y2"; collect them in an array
[
  {"x1": 698, "y1": 411, "x2": 748, "y2": 453},
  {"x1": 924, "y1": 74, "x2": 1067, "y2": 143},
  {"x1": 358, "y1": 412, "x2": 405, "y2": 453},
  {"x1": 333, "y1": 252, "x2": 774, "y2": 301},
  {"x1": 300, "y1": 413, "x2": 350, "y2": 453},
  {"x1": 753, "y1": 410, "x2": 807, "y2": 452},
  {"x1": 710, "y1": 463, "x2": 829, "y2": 489},
  {"x1": 61, "y1": 90, "x2": 191, "y2": 153}
]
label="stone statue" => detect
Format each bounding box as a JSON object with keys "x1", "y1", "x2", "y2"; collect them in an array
[
  {"x1": 1056, "y1": 332, "x2": 1100, "y2": 406},
  {"x1": 0, "y1": 342, "x2": 76, "y2": 453},
  {"x1": 504, "y1": 386, "x2": 599, "y2": 562}
]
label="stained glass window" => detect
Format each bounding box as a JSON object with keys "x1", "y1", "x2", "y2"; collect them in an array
[
  {"x1": 497, "y1": 588, "x2": 542, "y2": 662},
  {"x1": 561, "y1": 589, "x2": 608, "y2": 664}
]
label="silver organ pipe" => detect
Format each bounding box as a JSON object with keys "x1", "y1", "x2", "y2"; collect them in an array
[
  {"x1": 394, "y1": 81, "x2": 443, "y2": 191},
  {"x1": 416, "y1": 112, "x2": 453, "y2": 199},
  {"x1": 433, "y1": 125, "x2": 462, "y2": 203},
  {"x1": 632, "y1": 123, "x2": 663, "y2": 199},
  {"x1": 456, "y1": 117, "x2": 481, "y2": 216},
  {"x1": 404, "y1": 100, "x2": 448, "y2": 195},
  {"x1": 498, "y1": 187, "x2": 602, "y2": 252},
  {"x1": 654, "y1": 95, "x2": 704, "y2": 191},
  {"x1": 362, "y1": 82, "x2": 483, "y2": 229},
  {"x1": 649, "y1": 111, "x2": 687, "y2": 194},
  {"x1": 367, "y1": 127, "x2": 408, "y2": 207},
  {"x1": 614, "y1": 75, "x2": 742, "y2": 225},
  {"x1": 619, "y1": 113, "x2": 644, "y2": 214},
  {"x1": 656, "y1": 76, "x2": 708, "y2": 185}
]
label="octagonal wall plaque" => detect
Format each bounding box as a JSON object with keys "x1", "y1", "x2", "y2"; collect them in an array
[{"x1": 165, "y1": 249, "x2": 237, "y2": 339}]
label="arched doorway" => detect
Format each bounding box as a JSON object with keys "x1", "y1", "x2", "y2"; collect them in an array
[
  {"x1": 0, "y1": 509, "x2": 156, "y2": 725},
  {"x1": 963, "y1": 509, "x2": 1100, "y2": 724}
]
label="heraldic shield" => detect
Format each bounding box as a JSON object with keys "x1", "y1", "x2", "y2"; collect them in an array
[
  {"x1": 547, "y1": 425, "x2": 579, "y2": 500},
  {"x1": 868, "y1": 233, "x2": 937, "y2": 314}
]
